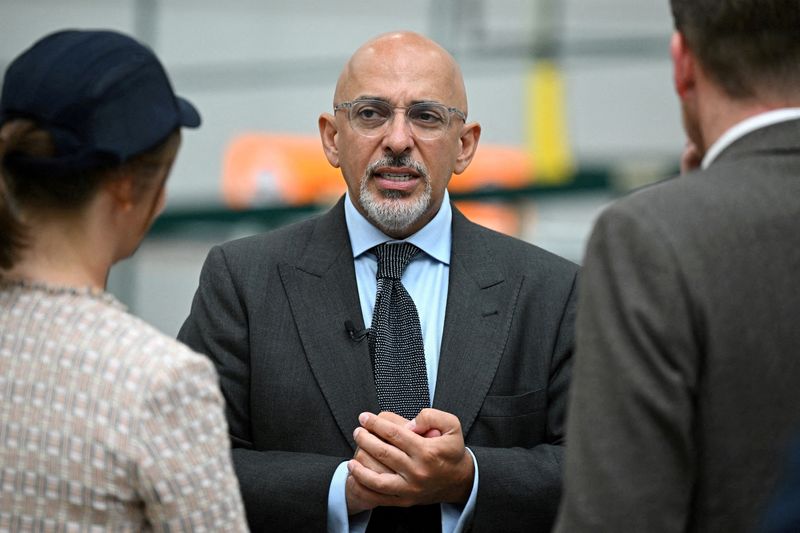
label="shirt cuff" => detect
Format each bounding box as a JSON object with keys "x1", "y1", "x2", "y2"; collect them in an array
[
  {"x1": 441, "y1": 447, "x2": 479, "y2": 533},
  {"x1": 327, "y1": 461, "x2": 370, "y2": 533}
]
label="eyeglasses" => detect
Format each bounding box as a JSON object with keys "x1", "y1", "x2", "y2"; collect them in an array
[{"x1": 334, "y1": 98, "x2": 467, "y2": 140}]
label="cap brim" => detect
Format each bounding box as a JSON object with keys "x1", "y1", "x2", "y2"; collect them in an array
[{"x1": 177, "y1": 96, "x2": 201, "y2": 128}]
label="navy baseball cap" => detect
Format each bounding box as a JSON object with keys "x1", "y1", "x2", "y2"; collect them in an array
[{"x1": 0, "y1": 29, "x2": 200, "y2": 171}]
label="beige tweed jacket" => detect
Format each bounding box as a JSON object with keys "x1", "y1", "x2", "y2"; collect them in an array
[{"x1": 0, "y1": 280, "x2": 248, "y2": 532}]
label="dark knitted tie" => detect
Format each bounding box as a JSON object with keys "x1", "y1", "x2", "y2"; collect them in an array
[{"x1": 369, "y1": 242, "x2": 430, "y2": 420}]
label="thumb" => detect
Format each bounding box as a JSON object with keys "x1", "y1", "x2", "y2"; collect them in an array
[{"x1": 406, "y1": 408, "x2": 449, "y2": 437}]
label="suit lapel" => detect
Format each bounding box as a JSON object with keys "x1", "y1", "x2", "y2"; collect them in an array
[
  {"x1": 434, "y1": 207, "x2": 522, "y2": 437},
  {"x1": 278, "y1": 198, "x2": 378, "y2": 450},
  {"x1": 278, "y1": 200, "x2": 521, "y2": 445}
]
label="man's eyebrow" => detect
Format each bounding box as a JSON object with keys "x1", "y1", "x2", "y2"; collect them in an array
[
  {"x1": 350, "y1": 96, "x2": 443, "y2": 105},
  {"x1": 350, "y1": 95, "x2": 390, "y2": 103}
]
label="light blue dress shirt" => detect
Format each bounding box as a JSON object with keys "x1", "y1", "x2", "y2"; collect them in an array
[{"x1": 327, "y1": 190, "x2": 479, "y2": 533}]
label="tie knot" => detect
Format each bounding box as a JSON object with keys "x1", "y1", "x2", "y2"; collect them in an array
[{"x1": 373, "y1": 242, "x2": 420, "y2": 280}]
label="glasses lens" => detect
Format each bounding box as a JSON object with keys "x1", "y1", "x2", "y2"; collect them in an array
[
  {"x1": 349, "y1": 101, "x2": 392, "y2": 135},
  {"x1": 345, "y1": 100, "x2": 454, "y2": 140},
  {"x1": 407, "y1": 103, "x2": 449, "y2": 140}
]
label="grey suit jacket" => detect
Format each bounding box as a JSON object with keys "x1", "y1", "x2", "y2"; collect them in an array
[
  {"x1": 555, "y1": 119, "x2": 800, "y2": 532},
  {"x1": 179, "y1": 199, "x2": 578, "y2": 532}
]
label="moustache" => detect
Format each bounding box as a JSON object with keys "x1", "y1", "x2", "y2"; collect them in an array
[{"x1": 365, "y1": 156, "x2": 429, "y2": 179}]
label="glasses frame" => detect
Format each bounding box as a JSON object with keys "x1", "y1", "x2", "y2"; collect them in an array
[{"x1": 333, "y1": 98, "x2": 467, "y2": 140}]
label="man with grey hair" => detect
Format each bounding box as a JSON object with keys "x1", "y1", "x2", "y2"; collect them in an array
[
  {"x1": 555, "y1": 1, "x2": 800, "y2": 531},
  {"x1": 180, "y1": 31, "x2": 577, "y2": 532}
]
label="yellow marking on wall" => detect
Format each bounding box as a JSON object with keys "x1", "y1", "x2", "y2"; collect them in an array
[{"x1": 526, "y1": 60, "x2": 574, "y2": 184}]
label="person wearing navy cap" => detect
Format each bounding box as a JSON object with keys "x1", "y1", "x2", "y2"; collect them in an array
[{"x1": 0, "y1": 29, "x2": 248, "y2": 531}]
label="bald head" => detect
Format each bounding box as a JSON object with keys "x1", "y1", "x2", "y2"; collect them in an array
[
  {"x1": 319, "y1": 30, "x2": 481, "y2": 238},
  {"x1": 334, "y1": 31, "x2": 468, "y2": 114}
]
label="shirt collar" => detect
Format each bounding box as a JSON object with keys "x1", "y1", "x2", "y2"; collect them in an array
[
  {"x1": 702, "y1": 108, "x2": 800, "y2": 168},
  {"x1": 344, "y1": 189, "x2": 452, "y2": 265}
]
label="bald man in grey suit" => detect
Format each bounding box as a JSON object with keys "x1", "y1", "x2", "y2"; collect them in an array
[
  {"x1": 180, "y1": 31, "x2": 576, "y2": 533},
  {"x1": 555, "y1": 1, "x2": 800, "y2": 532}
]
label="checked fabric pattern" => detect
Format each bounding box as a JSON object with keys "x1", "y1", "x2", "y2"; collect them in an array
[
  {"x1": 0, "y1": 281, "x2": 247, "y2": 531},
  {"x1": 369, "y1": 242, "x2": 431, "y2": 420}
]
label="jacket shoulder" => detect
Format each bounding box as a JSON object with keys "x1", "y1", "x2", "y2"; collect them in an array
[{"x1": 452, "y1": 211, "x2": 578, "y2": 298}]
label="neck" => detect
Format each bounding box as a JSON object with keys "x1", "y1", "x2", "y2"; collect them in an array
[
  {"x1": 4, "y1": 210, "x2": 113, "y2": 291},
  {"x1": 698, "y1": 100, "x2": 766, "y2": 152},
  {"x1": 696, "y1": 78, "x2": 800, "y2": 151}
]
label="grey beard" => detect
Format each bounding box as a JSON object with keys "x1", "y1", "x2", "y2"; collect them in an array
[{"x1": 359, "y1": 157, "x2": 432, "y2": 234}]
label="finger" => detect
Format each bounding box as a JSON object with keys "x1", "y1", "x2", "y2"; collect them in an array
[
  {"x1": 353, "y1": 426, "x2": 411, "y2": 472},
  {"x1": 348, "y1": 458, "x2": 407, "y2": 498},
  {"x1": 378, "y1": 411, "x2": 437, "y2": 436},
  {"x1": 407, "y1": 408, "x2": 460, "y2": 437},
  {"x1": 680, "y1": 140, "x2": 703, "y2": 174},
  {"x1": 359, "y1": 412, "x2": 420, "y2": 453},
  {"x1": 346, "y1": 470, "x2": 392, "y2": 513},
  {"x1": 346, "y1": 469, "x2": 414, "y2": 509},
  {"x1": 376, "y1": 411, "x2": 410, "y2": 426},
  {"x1": 354, "y1": 446, "x2": 394, "y2": 474}
]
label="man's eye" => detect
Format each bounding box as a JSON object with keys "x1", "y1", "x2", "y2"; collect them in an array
[
  {"x1": 355, "y1": 105, "x2": 389, "y2": 121},
  {"x1": 410, "y1": 106, "x2": 445, "y2": 124}
]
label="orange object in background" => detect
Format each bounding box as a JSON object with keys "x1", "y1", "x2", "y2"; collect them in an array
[
  {"x1": 221, "y1": 133, "x2": 344, "y2": 208},
  {"x1": 222, "y1": 133, "x2": 536, "y2": 210},
  {"x1": 454, "y1": 201, "x2": 523, "y2": 236},
  {"x1": 448, "y1": 143, "x2": 533, "y2": 193}
]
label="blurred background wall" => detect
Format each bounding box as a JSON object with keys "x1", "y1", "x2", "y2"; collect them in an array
[{"x1": 0, "y1": 0, "x2": 685, "y2": 335}]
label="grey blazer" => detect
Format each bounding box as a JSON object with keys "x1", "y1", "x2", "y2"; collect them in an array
[
  {"x1": 179, "y1": 199, "x2": 578, "y2": 532},
  {"x1": 555, "y1": 119, "x2": 800, "y2": 532}
]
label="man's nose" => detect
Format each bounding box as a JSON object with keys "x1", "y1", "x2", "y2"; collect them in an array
[{"x1": 381, "y1": 109, "x2": 414, "y2": 155}]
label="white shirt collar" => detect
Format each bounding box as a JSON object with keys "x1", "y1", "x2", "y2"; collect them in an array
[
  {"x1": 344, "y1": 189, "x2": 452, "y2": 265},
  {"x1": 702, "y1": 108, "x2": 800, "y2": 168}
]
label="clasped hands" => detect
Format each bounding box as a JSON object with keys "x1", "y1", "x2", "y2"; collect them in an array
[{"x1": 346, "y1": 408, "x2": 474, "y2": 515}]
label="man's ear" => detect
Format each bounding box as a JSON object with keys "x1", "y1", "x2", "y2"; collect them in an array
[
  {"x1": 671, "y1": 31, "x2": 696, "y2": 100},
  {"x1": 453, "y1": 122, "x2": 481, "y2": 175},
  {"x1": 318, "y1": 113, "x2": 341, "y2": 168}
]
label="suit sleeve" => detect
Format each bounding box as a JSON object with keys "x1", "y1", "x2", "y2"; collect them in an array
[
  {"x1": 470, "y1": 269, "x2": 577, "y2": 532},
  {"x1": 554, "y1": 203, "x2": 699, "y2": 532},
  {"x1": 178, "y1": 245, "x2": 343, "y2": 532}
]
